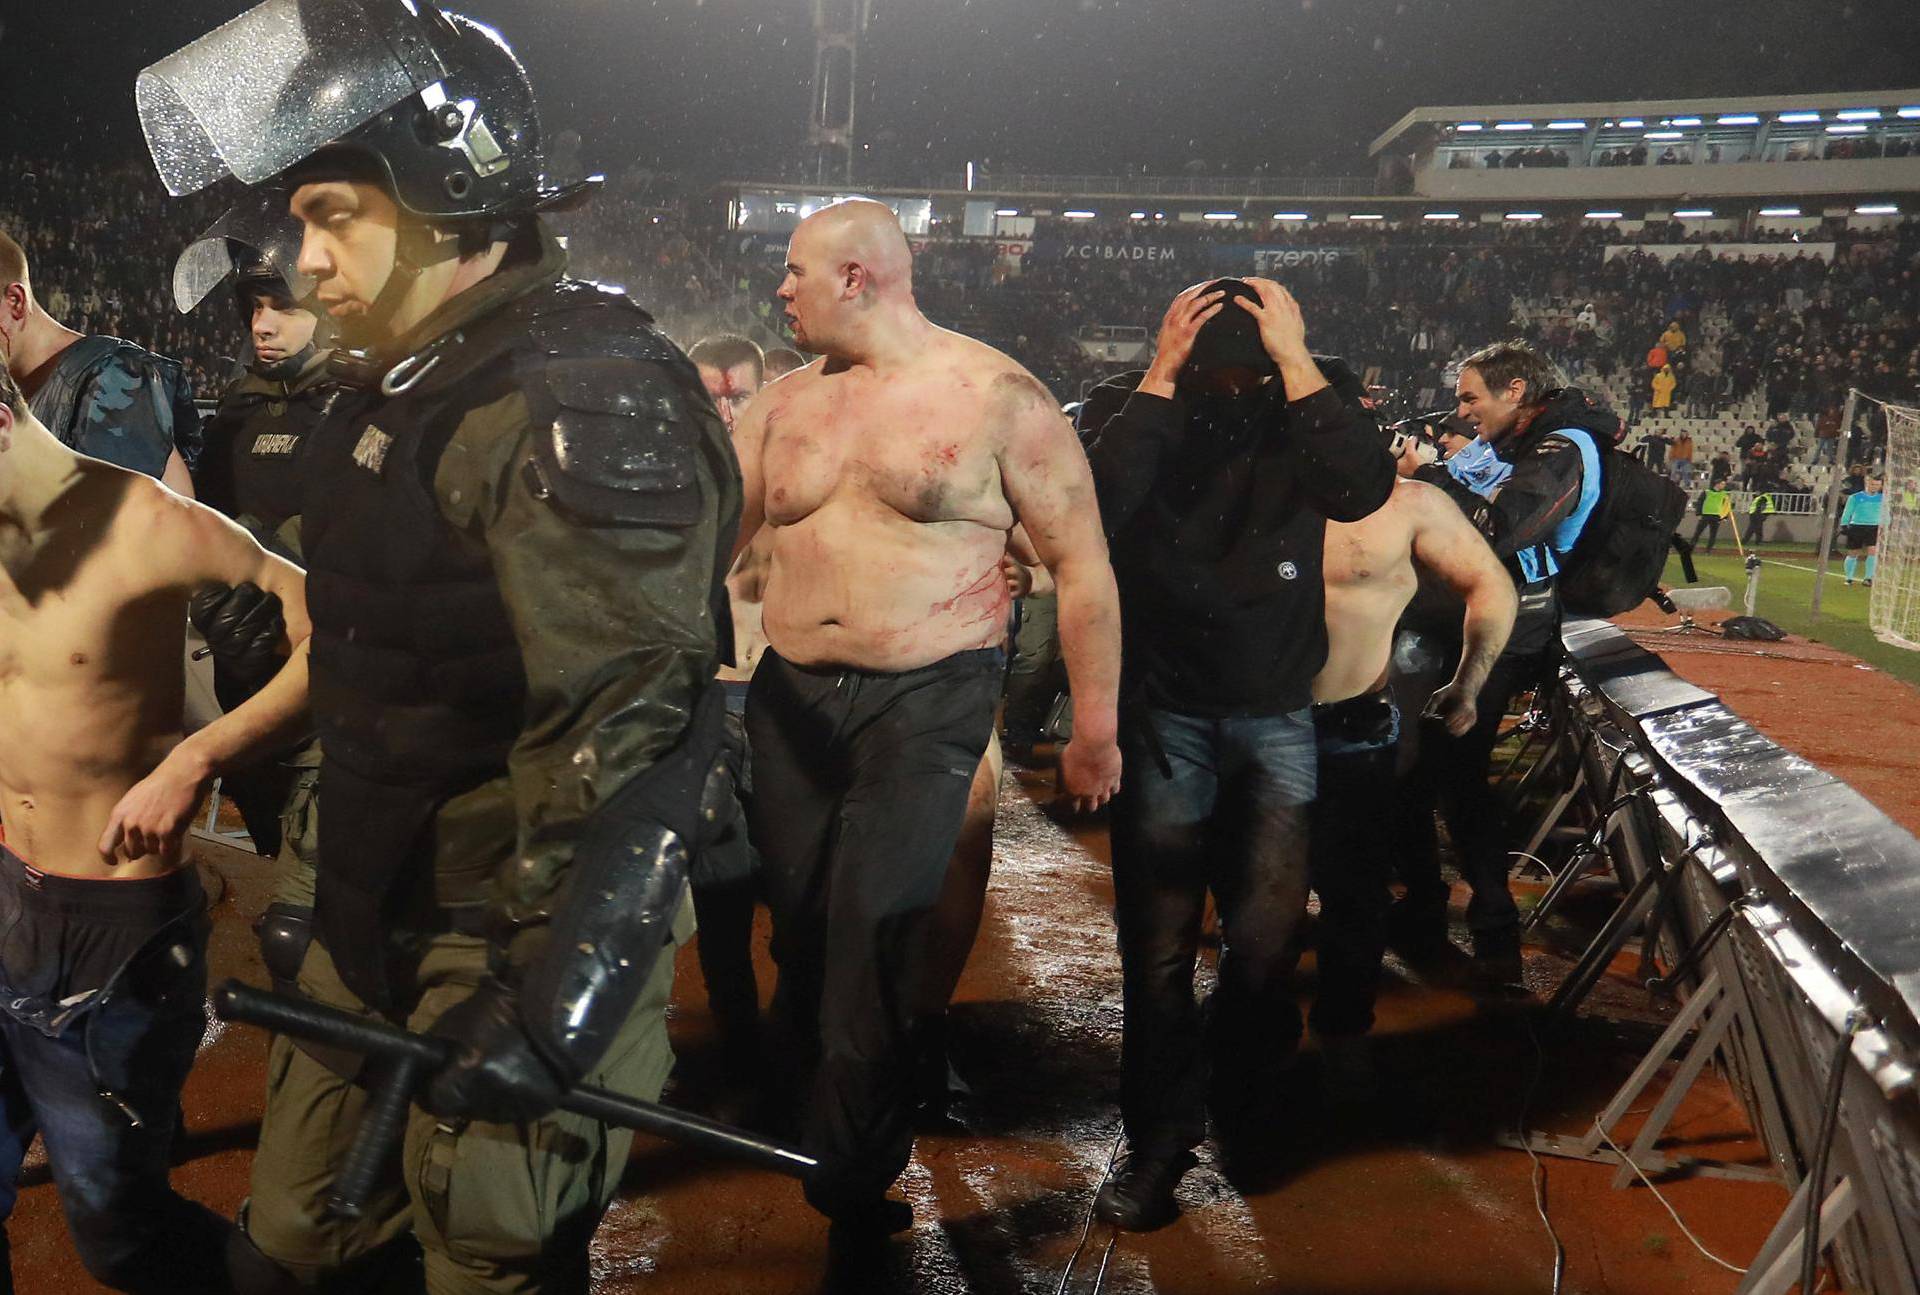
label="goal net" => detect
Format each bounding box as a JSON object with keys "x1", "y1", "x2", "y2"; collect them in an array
[{"x1": 1873, "y1": 403, "x2": 1920, "y2": 650}]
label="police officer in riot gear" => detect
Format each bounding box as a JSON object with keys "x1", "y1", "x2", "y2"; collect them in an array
[
  {"x1": 140, "y1": 3, "x2": 740, "y2": 1289},
  {"x1": 177, "y1": 213, "x2": 332, "y2": 996}
]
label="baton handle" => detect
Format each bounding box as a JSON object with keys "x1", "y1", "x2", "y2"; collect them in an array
[
  {"x1": 327, "y1": 1052, "x2": 427, "y2": 1219},
  {"x1": 213, "y1": 980, "x2": 818, "y2": 1180}
]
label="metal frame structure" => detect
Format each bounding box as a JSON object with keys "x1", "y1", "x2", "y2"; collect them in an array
[
  {"x1": 808, "y1": 0, "x2": 872, "y2": 186},
  {"x1": 1512, "y1": 618, "x2": 1920, "y2": 1293}
]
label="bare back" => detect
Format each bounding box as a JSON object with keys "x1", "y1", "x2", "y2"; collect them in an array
[
  {"x1": 0, "y1": 465, "x2": 194, "y2": 876},
  {"x1": 754, "y1": 332, "x2": 1027, "y2": 671},
  {"x1": 1315, "y1": 481, "x2": 1424, "y2": 704}
]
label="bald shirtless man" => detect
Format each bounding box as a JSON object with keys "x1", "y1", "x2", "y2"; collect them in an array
[
  {"x1": 730, "y1": 199, "x2": 1121, "y2": 1235},
  {"x1": 1308, "y1": 477, "x2": 1514, "y2": 1079},
  {"x1": 0, "y1": 362, "x2": 309, "y2": 1292}
]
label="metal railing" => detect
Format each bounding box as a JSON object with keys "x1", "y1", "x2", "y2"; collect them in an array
[{"x1": 1515, "y1": 618, "x2": 1920, "y2": 1293}]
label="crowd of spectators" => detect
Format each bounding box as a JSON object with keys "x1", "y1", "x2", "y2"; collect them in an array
[{"x1": 4, "y1": 145, "x2": 1918, "y2": 457}]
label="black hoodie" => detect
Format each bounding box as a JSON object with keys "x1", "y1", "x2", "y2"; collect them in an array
[{"x1": 1078, "y1": 356, "x2": 1394, "y2": 716}]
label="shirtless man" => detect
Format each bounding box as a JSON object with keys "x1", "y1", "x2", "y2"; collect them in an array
[
  {"x1": 1309, "y1": 476, "x2": 1514, "y2": 1080},
  {"x1": 0, "y1": 362, "x2": 309, "y2": 1291},
  {"x1": 730, "y1": 199, "x2": 1121, "y2": 1235}
]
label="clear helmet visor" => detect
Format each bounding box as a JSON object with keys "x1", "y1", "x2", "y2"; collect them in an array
[
  {"x1": 137, "y1": 0, "x2": 447, "y2": 197},
  {"x1": 172, "y1": 190, "x2": 315, "y2": 314}
]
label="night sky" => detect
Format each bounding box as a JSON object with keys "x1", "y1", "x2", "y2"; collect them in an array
[{"x1": 4, "y1": 0, "x2": 1917, "y2": 183}]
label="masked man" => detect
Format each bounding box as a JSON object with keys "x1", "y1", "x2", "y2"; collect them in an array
[
  {"x1": 1076, "y1": 278, "x2": 1393, "y2": 1229},
  {"x1": 138, "y1": 3, "x2": 739, "y2": 1287}
]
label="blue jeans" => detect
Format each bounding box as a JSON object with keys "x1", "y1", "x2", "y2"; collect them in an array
[
  {"x1": 1110, "y1": 705, "x2": 1317, "y2": 1156},
  {"x1": 0, "y1": 857, "x2": 229, "y2": 1293}
]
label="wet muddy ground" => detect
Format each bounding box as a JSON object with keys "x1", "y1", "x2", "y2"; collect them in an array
[{"x1": 14, "y1": 744, "x2": 1799, "y2": 1294}]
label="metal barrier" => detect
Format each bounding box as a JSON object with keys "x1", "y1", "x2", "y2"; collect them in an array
[{"x1": 1515, "y1": 618, "x2": 1920, "y2": 1293}]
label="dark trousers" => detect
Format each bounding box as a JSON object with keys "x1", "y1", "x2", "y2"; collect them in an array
[
  {"x1": 0, "y1": 853, "x2": 229, "y2": 1294},
  {"x1": 1309, "y1": 689, "x2": 1401, "y2": 1039},
  {"x1": 690, "y1": 695, "x2": 762, "y2": 1061},
  {"x1": 1109, "y1": 705, "x2": 1317, "y2": 1158},
  {"x1": 1690, "y1": 515, "x2": 1722, "y2": 552},
  {"x1": 747, "y1": 647, "x2": 1002, "y2": 1213},
  {"x1": 1397, "y1": 651, "x2": 1543, "y2": 939}
]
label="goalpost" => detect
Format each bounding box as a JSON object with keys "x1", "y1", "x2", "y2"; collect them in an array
[{"x1": 1872, "y1": 402, "x2": 1920, "y2": 650}]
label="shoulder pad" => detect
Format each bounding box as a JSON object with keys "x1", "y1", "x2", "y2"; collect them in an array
[
  {"x1": 530, "y1": 312, "x2": 683, "y2": 365},
  {"x1": 528, "y1": 355, "x2": 704, "y2": 528}
]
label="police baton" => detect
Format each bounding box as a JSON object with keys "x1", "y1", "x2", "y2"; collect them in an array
[{"x1": 212, "y1": 980, "x2": 817, "y2": 1218}]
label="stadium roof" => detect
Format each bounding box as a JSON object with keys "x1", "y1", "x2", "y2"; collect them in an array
[{"x1": 1370, "y1": 89, "x2": 1920, "y2": 157}]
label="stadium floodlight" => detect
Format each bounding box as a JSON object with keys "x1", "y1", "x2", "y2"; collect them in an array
[
  {"x1": 1857, "y1": 204, "x2": 1901, "y2": 215},
  {"x1": 1494, "y1": 122, "x2": 1532, "y2": 131},
  {"x1": 1837, "y1": 109, "x2": 1883, "y2": 120},
  {"x1": 1826, "y1": 124, "x2": 1868, "y2": 134},
  {"x1": 1128, "y1": 211, "x2": 1147, "y2": 219},
  {"x1": 1674, "y1": 208, "x2": 1715, "y2": 218},
  {"x1": 1777, "y1": 111, "x2": 1822, "y2": 123},
  {"x1": 1347, "y1": 213, "x2": 1385, "y2": 221},
  {"x1": 1899, "y1": 107, "x2": 1920, "y2": 118},
  {"x1": 994, "y1": 208, "x2": 1019, "y2": 217},
  {"x1": 1271, "y1": 212, "x2": 1310, "y2": 221},
  {"x1": 1063, "y1": 210, "x2": 1097, "y2": 219},
  {"x1": 1454, "y1": 122, "x2": 1484, "y2": 132},
  {"x1": 1203, "y1": 211, "x2": 1240, "y2": 221},
  {"x1": 1759, "y1": 206, "x2": 1803, "y2": 217},
  {"x1": 1645, "y1": 131, "x2": 1684, "y2": 140},
  {"x1": 1584, "y1": 210, "x2": 1625, "y2": 220},
  {"x1": 1505, "y1": 212, "x2": 1544, "y2": 221},
  {"x1": 1617, "y1": 118, "x2": 1645, "y2": 127},
  {"x1": 1668, "y1": 116, "x2": 1703, "y2": 126},
  {"x1": 1717, "y1": 114, "x2": 1761, "y2": 125},
  {"x1": 1422, "y1": 212, "x2": 1461, "y2": 221},
  {"x1": 1548, "y1": 120, "x2": 1586, "y2": 130}
]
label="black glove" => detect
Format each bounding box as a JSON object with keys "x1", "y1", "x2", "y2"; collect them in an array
[
  {"x1": 189, "y1": 582, "x2": 286, "y2": 711},
  {"x1": 422, "y1": 978, "x2": 567, "y2": 1125}
]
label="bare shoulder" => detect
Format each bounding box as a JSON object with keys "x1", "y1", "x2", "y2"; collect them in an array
[{"x1": 1397, "y1": 477, "x2": 1466, "y2": 527}]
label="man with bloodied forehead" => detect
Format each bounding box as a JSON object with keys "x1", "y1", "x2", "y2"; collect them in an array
[
  {"x1": 729, "y1": 197, "x2": 1122, "y2": 1244},
  {"x1": 691, "y1": 332, "x2": 765, "y2": 434},
  {"x1": 1075, "y1": 277, "x2": 1395, "y2": 1229},
  {"x1": 137, "y1": 1, "x2": 739, "y2": 1287}
]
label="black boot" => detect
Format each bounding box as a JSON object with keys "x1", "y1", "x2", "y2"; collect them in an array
[{"x1": 1092, "y1": 1149, "x2": 1196, "y2": 1231}]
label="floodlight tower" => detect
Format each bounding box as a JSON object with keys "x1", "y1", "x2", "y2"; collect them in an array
[{"x1": 809, "y1": 0, "x2": 872, "y2": 186}]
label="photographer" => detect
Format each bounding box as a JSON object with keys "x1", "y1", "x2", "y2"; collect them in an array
[
  {"x1": 1076, "y1": 278, "x2": 1393, "y2": 1229},
  {"x1": 1395, "y1": 341, "x2": 1605, "y2": 981}
]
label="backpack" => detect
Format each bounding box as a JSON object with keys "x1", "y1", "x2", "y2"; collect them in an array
[{"x1": 1525, "y1": 388, "x2": 1693, "y2": 617}]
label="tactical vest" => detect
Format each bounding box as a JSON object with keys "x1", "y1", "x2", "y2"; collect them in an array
[
  {"x1": 303, "y1": 278, "x2": 726, "y2": 1008},
  {"x1": 202, "y1": 358, "x2": 334, "y2": 554},
  {"x1": 303, "y1": 311, "x2": 532, "y2": 1007}
]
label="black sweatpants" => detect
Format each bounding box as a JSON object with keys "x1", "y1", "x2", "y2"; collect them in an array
[{"x1": 746, "y1": 646, "x2": 1002, "y2": 1216}]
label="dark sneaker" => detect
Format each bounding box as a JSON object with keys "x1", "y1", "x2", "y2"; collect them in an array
[
  {"x1": 1092, "y1": 1149, "x2": 1197, "y2": 1231},
  {"x1": 1471, "y1": 926, "x2": 1526, "y2": 986}
]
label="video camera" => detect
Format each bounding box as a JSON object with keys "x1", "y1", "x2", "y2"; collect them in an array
[{"x1": 1385, "y1": 408, "x2": 1454, "y2": 467}]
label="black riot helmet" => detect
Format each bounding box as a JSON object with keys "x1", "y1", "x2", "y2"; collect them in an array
[{"x1": 137, "y1": 0, "x2": 593, "y2": 220}]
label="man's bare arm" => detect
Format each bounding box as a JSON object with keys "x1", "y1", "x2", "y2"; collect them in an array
[
  {"x1": 99, "y1": 487, "x2": 312, "y2": 863},
  {"x1": 995, "y1": 372, "x2": 1121, "y2": 809},
  {"x1": 729, "y1": 389, "x2": 771, "y2": 565},
  {"x1": 1407, "y1": 481, "x2": 1517, "y2": 736},
  {"x1": 1003, "y1": 524, "x2": 1055, "y2": 599}
]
